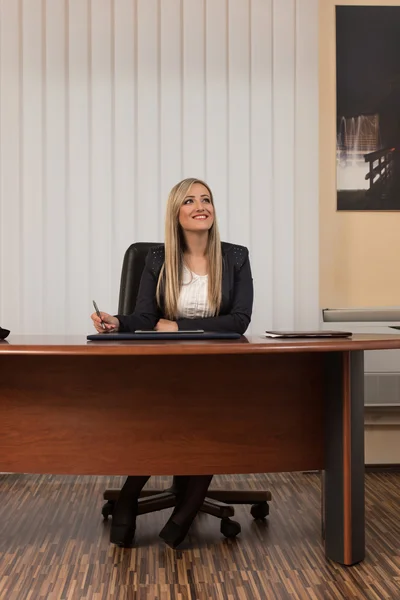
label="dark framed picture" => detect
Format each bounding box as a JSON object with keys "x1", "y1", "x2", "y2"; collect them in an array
[{"x1": 336, "y1": 5, "x2": 400, "y2": 210}]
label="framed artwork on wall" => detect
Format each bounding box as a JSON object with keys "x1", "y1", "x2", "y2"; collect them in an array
[{"x1": 336, "y1": 5, "x2": 400, "y2": 210}]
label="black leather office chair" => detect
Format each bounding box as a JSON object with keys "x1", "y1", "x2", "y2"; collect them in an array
[{"x1": 102, "y1": 242, "x2": 271, "y2": 539}]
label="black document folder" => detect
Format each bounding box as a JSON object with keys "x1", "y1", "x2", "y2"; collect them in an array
[{"x1": 87, "y1": 331, "x2": 241, "y2": 341}]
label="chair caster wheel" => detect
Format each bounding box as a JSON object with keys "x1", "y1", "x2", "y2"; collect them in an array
[
  {"x1": 250, "y1": 502, "x2": 269, "y2": 520},
  {"x1": 102, "y1": 500, "x2": 115, "y2": 520},
  {"x1": 220, "y1": 518, "x2": 241, "y2": 539}
]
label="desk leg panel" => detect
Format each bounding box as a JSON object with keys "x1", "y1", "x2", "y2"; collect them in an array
[
  {"x1": 324, "y1": 351, "x2": 365, "y2": 566},
  {"x1": 0, "y1": 353, "x2": 324, "y2": 475}
]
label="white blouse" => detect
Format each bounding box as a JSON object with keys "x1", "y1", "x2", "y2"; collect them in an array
[{"x1": 177, "y1": 265, "x2": 213, "y2": 319}]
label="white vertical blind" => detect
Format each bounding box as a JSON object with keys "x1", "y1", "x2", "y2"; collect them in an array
[
  {"x1": 45, "y1": 0, "x2": 67, "y2": 335},
  {"x1": 68, "y1": 0, "x2": 90, "y2": 334},
  {"x1": 294, "y1": 0, "x2": 319, "y2": 329},
  {"x1": 0, "y1": 0, "x2": 319, "y2": 335},
  {"x1": 250, "y1": 0, "x2": 274, "y2": 329},
  {"x1": 0, "y1": 1, "x2": 22, "y2": 330}
]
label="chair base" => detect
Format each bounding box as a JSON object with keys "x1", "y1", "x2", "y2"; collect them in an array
[{"x1": 102, "y1": 484, "x2": 272, "y2": 524}]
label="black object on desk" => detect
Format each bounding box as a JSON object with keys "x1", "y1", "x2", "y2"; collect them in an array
[
  {"x1": 0, "y1": 327, "x2": 10, "y2": 340},
  {"x1": 87, "y1": 331, "x2": 241, "y2": 341},
  {"x1": 264, "y1": 330, "x2": 352, "y2": 339}
]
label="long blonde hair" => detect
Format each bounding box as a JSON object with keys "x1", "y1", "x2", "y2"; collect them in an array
[{"x1": 156, "y1": 178, "x2": 222, "y2": 320}]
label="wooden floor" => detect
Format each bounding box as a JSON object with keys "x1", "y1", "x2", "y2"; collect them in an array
[{"x1": 0, "y1": 472, "x2": 399, "y2": 600}]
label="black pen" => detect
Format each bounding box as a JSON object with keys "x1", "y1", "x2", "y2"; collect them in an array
[{"x1": 92, "y1": 300, "x2": 106, "y2": 330}]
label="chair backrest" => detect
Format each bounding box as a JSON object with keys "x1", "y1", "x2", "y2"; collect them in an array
[{"x1": 118, "y1": 242, "x2": 160, "y2": 315}]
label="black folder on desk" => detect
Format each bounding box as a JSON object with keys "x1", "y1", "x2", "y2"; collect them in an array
[{"x1": 87, "y1": 331, "x2": 241, "y2": 341}]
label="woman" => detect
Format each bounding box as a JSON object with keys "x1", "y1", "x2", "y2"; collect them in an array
[{"x1": 91, "y1": 178, "x2": 253, "y2": 549}]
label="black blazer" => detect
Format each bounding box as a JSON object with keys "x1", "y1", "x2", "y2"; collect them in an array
[{"x1": 117, "y1": 242, "x2": 253, "y2": 334}]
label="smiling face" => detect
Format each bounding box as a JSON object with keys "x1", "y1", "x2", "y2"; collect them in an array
[{"x1": 178, "y1": 182, "x2": 215, "y2": 234}]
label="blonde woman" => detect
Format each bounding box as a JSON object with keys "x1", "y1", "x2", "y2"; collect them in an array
[{"x1": 91, "y1": 178, "x2": 253, "y2": 548}]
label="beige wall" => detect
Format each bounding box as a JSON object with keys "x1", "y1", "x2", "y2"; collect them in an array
[{"x1": 319, "y1": 0, "x2": 400, "y2": 308}]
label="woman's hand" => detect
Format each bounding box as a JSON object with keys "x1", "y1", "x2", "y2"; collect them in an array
[
  {"x1": 155, "y1": 319, "x2": 178, "y2": 332},
  {"x1": 90, "y1": 312, "x2": 120, "y2": 333}
]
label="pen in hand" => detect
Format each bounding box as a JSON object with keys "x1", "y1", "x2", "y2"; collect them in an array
[{"x1": 92, "y1": 300, "x2": 106, "y2": 330}]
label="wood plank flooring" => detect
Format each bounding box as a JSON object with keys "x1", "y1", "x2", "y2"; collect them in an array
[{"x1": 0, "y1": 472, "x2": 399, "y2": 600}]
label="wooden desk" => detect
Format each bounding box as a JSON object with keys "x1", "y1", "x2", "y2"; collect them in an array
[{"x1": 2, "y1": 334, "x2": 400, "y2": 566}]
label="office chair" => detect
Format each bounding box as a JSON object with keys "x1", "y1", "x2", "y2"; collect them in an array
[{"x1": 102, "y1": 242, "x2": 271, "y2": 539}]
